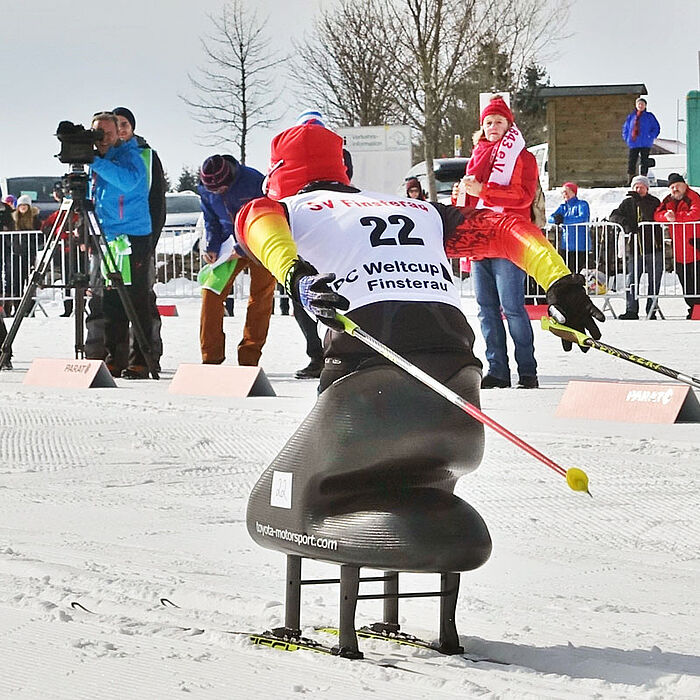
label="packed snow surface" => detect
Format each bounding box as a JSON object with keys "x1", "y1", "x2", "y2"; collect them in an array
[{"x1": 1, "y1": 296, "x2": 698, "y2": 698}]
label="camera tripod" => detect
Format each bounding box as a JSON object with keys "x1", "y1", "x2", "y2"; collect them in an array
[{"x1": 0, "y1": 168, "x2": 159, "y2": 379}]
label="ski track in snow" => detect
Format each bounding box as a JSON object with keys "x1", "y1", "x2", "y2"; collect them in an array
[{"x1": 0, "y1": 298, "x2": 699, "y2": 698}]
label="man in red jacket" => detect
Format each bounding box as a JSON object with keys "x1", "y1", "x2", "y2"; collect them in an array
[{"x1": 654, "y1": 173, "x2": 700, "y2": 318}]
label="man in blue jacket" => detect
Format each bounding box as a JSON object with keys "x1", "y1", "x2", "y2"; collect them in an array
[
  {"x1": 198, "y1": 154, "x2": 275, "y2": 366},
  {"x1": 89, "y1": 111, "x2": 154, "y2": 379},
  {"x1": 622, "y1": 97, "x2": 660, "y2": 185},
  {"x1": 548, "y1": 181, "x2": 591, "y2": 274}
]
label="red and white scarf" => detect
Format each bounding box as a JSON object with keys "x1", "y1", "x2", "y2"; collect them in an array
[
  {"x1": 468, "y1": 125, "x2": 525, "y2": 212},
  {"x1": 631, "y1": 110, "x2": 642, "y2": 141}
]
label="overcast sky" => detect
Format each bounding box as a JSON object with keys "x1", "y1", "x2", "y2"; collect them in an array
[{"x1": 1, "y1": 0, "x2": 698, "y2": 186}]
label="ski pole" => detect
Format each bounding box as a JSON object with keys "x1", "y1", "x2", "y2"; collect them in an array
[
  {"x1": 335, "y1": 314, "x2": 590, "y2": 496},
  {"x1": 541, "y1": 316, "x2": 700, "y2": 390}
]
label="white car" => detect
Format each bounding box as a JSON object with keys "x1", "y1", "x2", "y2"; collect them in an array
[
  {"x1": 527, "y1": 143, "x2": 550, "y2": 191},
  {"x1": 158, "y1": 192, "x2": 203, "y2": 267},
  {"x1": 164, "y1": 191, "x2": 201, "y2": 228},
  {"x1": 402, "y1": 158, "x2": 469, "y2": 203}
]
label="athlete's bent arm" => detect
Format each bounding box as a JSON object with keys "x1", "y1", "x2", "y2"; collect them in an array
[
  {"x1": 442, "y1": 207, "x2": 570, "y2": 291},
  {"x1": 235, "y1": 198, "x2": 298, "y2": 283}
]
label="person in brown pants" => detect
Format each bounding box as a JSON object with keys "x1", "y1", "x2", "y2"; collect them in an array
[
  {"x1": 200, "y1": 258, "x2": 275, "y2": 365},
  {"x1": 198, "y1": 154, "x2": 275, "y2": 366}
]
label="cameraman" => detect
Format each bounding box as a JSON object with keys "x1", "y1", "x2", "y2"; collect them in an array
[{"x1": 88, "y1": 111, "x2": 154, "y2": 379}]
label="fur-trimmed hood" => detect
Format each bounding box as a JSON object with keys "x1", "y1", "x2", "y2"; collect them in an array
[{"x1": 12, "y1": 205, "x2": 40, "y2": 230}]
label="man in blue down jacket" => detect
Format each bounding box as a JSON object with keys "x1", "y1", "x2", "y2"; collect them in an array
[
  {"x1": 622, "y1": 97, "x2": 660, "y2": 185},
  {"x1": 89, "y1": 111, "x2": 154, "y2": 379},
  {"x1": 198, "y1": 154, "x2": 275, "y2": 366}
]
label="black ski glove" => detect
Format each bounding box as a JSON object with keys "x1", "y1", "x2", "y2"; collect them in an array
[
  {"x1": 552, "y1": 213, "x2": 564, "y2": 225},
  {"x1": 286, "y1": 258, "x2": 350, "y2": 332},
  {"x1": 691, "y1": 237, "x2": 700, "y2": 251},
  {"x1": 546, "y1": 273, "x2": 605, "y2": 352}
]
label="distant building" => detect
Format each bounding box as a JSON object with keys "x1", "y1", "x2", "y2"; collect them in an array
[{"x1": 538, "y1": 84, "x2": 647, "y2": 188}]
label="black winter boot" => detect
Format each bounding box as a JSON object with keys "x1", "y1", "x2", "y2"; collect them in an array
[
  {"x1": 294, "y1": 358, "x2": 323, "y2": 379},
  {"x1": 60, "y1": 300, "x2": 73, "y2": 317}
]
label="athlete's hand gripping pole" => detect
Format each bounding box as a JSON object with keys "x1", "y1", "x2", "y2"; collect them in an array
[
  {"x1": 545, "y1": 273, "x2": 605, "y2": 352},
  {"x1": 286, "y1": 258, "x2": 350, "y2": 332},
  {"x1": 541, "y1": 316, "x2": 700, "y2": 390},
  {"x1": 335, "y1": 313, "x2": 591, "y2": 496}
]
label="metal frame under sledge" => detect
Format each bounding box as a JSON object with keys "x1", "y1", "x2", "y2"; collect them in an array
[{"x1": 267, "y1": 554, "x2": 463, "y2": 659}]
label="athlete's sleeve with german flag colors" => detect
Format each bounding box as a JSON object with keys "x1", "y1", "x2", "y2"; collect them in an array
[
  {"x1": 235, "y1": 197, "x2": 298, "y2": 284},
  {"x1": 442, "y1": 207, "x2": 571, "y2": 291}
]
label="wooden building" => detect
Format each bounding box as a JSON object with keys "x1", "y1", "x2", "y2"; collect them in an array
[{"x1": 538, "y1": 84, "x2": 647, "y2": 188}]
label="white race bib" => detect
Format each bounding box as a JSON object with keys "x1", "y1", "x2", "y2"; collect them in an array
[{"x1": 284, "y1": 190, "x2": 460, "y2": 312}]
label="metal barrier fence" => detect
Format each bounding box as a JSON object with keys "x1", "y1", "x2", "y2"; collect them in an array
[
  {"x1": 2, "y1": 222, "x2": 698, "y2": 317},
  {"x1": 0, "y1": 227, "x2": 262, "y2": 311},
  {"x1": 154, "y1": 226, "x2": 265, "y2": 302},
  {"x1": 1, "y1": 230, "x2": 52, "y2": 314},
  {"x1": 634, "y1": 221, "x2": 700, "y2": 318}
]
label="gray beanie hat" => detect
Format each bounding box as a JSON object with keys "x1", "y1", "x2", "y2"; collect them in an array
[{"x1": 630, "y1": 175, "x2": 650, "y2": 189}]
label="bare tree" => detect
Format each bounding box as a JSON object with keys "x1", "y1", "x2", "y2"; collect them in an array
[
  {"x1": 439, "y1": 0, "x2": 569, "y2": 152},
  {"x1": 390, "y1": 0, "x2": 570, "y2": 199},
  {"x1": 389, "y1": 0, "x2": 492, "y2": 200},
  {"x1": 181, "y1": 0, "x2": 284, "y2": 163},
  {"x1": 291, "y1": 0, "x2": 399, "y2": 127},
  {"x1": 485, "y1": 0, "x2": 571, "y2": 89},
  {"x1": 285, "y1": 0, "x2": 569, "y2": 198}
]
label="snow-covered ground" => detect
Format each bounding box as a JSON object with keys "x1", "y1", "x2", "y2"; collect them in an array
[{"x1": 1, "y1": 296, "x2": 699, "y2": 698}]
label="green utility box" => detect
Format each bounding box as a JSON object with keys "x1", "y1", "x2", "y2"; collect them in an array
[{"x1": 687, "y1": 90, "x2": 700, "y2": 187}]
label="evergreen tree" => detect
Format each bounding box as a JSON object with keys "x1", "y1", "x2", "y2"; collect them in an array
[
  {"x1": 439, "y1": 40, "x2": 550, "y2": 156},
  {"x1": 177, "y1": 166, "x2": 199, "y2": 192},
  {"x1": 512, "y1": 62, "x2": 549, "y2": 146}
]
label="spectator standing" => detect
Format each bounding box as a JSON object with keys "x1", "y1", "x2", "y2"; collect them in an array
[
  {"x1": 9, "y1": 195, "x2": 42, "y2": 316},
  {"x1": 653, "y1": 173, "x2": 700, "y2": 318},
  {"x1": 622, "y1": 97, "x2": 660, "y2": 184},
  {"x1": 609, "y1": 175, "x2": 663, "y2": 319},
  {"x1": 456, "y1": 96, "x2": 540, "y2": 389},
  {"x1": 89, "y1": 111, "x2": 155, "y2": 379},
  {"x1": 548, "y1": 182, "x2": 591, "y2": 273},
  {"x1": 198, "y1": 154, "x2": 275, "y2": 366},
  {"x1": 12, "y1": 195, "x2": 41, "y2": 229},
  {"x1": 405, "y1": 177, "x2": 426, "y2": 200},
  {"x1": 113, "y1": 107, "x2": 166, "y2": 370}
]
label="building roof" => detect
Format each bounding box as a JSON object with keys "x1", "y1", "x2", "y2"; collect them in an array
[
  {"x1": 538, "y1": 84, "x2": 647, "y2": 98},
  {"x1": 653, "y1": 138, "x2": 686, "y2": 154}
]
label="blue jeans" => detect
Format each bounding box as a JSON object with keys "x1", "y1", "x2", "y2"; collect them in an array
[
  {"x1": 472, "y1": 258, "x2": 537, "y2": 380},
  {"x1": 625, "y1": 251, "x2": 663, "y2": 315}
]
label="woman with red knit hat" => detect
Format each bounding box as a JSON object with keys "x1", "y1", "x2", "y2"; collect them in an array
[{"x1": 456, "y1": 96, "x2": 540, "y2": 389}]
